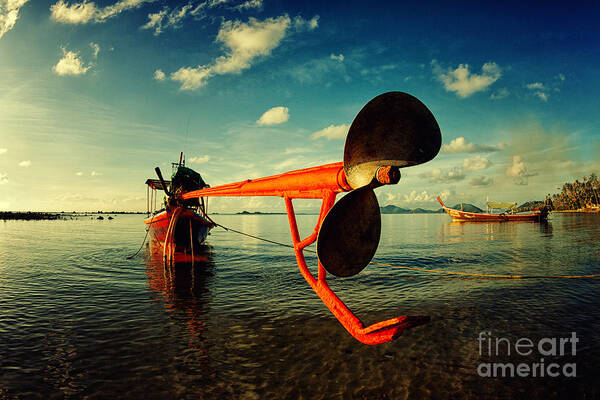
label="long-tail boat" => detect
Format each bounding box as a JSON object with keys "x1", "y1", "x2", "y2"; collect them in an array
[
  {"x1": 144, "y1": 153, "x2": 215, "y2": 262},
  {"x1": 437, "y1": 196, "x2": 549, "y2": 222},
  {"x1": 143, "y1": 92, "x2": 442, "y2": 345}
]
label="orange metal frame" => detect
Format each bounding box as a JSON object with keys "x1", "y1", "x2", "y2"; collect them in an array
[{"x1": 183, "y1": 162, "x2": 428, "y2": 344}]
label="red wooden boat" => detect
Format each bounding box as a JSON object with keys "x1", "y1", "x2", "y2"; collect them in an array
[
  {"x1": 437, "y1": 196, "x2": 548, "y2": 222},
  {"x1": 144, "y1": 153, "x2": 214, "y2": 260}
]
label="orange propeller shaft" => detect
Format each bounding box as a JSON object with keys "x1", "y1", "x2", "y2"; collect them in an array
[
  {"x1": 180, "y1": 161, "x2": 427, "y2": 344},
  {"x1": 181, "y1": 162, "x2": 351, "y2": 200}
]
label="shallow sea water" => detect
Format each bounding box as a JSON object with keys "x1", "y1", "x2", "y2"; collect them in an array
[{"x1": 1, "y1": 212, "x2": 599, "y2": 399}]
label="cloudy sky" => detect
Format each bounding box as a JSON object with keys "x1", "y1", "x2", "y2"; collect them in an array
[{"x1": 1, "y1": 0, "x2": 599, "y2": 212}]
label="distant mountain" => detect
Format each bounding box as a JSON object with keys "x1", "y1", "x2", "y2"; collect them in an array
[
  {"x1": 449, "y1": 203, "x2": 484, "y2": 213},
  {"x1": 380, "y1": 205, "x2": 411, "y2": 214},
  {"x1": 380, "y1": 205, "x2": 445, "y2": 214},
  {"x1": 236, "y1": 211, "x2": 286, "y2": 215},
  {"x1": 515, "y1": 200, "x2": 544, "y2": 212},
  {"x1": 412, "y1": 207, "x2": 445, "y2": 214}
]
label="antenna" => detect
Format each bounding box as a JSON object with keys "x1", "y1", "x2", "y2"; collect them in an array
[{"x1": 183, "y1": 115, "x2": 191, "y2": 154}]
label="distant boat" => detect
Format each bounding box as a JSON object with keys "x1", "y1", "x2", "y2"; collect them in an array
[
  {"x1": 144, "y1": 153, "x2": 215, "y2": 261},
  {"x1": 437, "y1": 197, "x2": 548, "y2": 222}
]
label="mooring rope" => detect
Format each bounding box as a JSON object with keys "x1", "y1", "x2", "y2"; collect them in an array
[
  {"x1": 213, "y1": 222, "x2": 313, "y2": 252},
  {"x1": 127, "y1": 226, "x2": 151, "y2": 259},
  {"x1": 126, "y1": 218, "x2": 161, "y2": 259},
  {"x1": 368, "y1": 261, "x2": 600, "y2": 279},
  {"x1": 211, "y1": 222, "x2": 600, "y2": 280}
]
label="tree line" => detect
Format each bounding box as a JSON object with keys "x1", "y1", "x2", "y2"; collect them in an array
[{"x1": 550, "y1": 173, "x2": 600, "y2": 211}]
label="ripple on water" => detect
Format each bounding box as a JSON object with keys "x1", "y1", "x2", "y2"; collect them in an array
[{"x1": 0, "y1": 214, "x2": 599, "y2": 398}]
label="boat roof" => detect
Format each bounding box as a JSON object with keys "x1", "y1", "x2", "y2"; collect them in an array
[
  {"x1": 145, "y1": 179, "x2": 170, "y2": 190},
  {"x1": 487, "y1": 201, "x2": 517, "y2": 210}
]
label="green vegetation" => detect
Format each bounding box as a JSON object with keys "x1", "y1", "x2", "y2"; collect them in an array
[
  {"x1": 551, "y1": 173, "x2": 600, "y2": 211},
  {"x1": 379, "y1": 205, "x2": 444, "y2": 214}
]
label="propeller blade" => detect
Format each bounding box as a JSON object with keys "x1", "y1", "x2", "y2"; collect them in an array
[
  {"x1": 317, "y1": 186, "x2": 381, "y2": 277},
  {"x1": 344, "y1": 91, "x2": 441, "y2": 189}
]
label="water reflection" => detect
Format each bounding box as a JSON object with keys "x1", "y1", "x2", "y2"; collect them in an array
[
  {"x1": 438, "y1": 220, "x2": 550, "y2": 244},
  {"x1": 539, "y1": 220, "x2": 553, "y2": 237},
  {"x1": 145, "y1": 240, "x2": 216, "y2": 349}
]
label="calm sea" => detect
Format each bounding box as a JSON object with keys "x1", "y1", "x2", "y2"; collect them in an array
[{"x1": 1, "y1": 212, "x2": 599, "y2": 399}]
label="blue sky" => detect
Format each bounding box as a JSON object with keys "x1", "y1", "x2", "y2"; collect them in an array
[{"x1": 0, "y1": 0, "x2": 599, "y2": 211}]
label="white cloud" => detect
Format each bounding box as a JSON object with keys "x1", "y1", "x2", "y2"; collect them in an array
[
  {"x1": 76, "y1": 171, "x2": 83, "y2": 176},
  {"x1": 53, "y1": 48, "x2": 91, "y2": 76},
  {"x1": 188, "y1": 155, "x2": 210, "y2": 163},
  {"x1": 18, "y1": 160, "x2": 31, "y2": 167},
  {"x1": 91, "y1": 170, "x2": 102, "y2": 176},
  {"x1": 50, "y1": 0, "x2": 155, "y2": 24},
  {"x1": 142, "y1": 0, "x2": 262, "y2": 35},
  {"x1": 535, "y1": 91, "x2": 548, "y2": 102},
  {"x1": 439, "y1": 189, "x2": 451, "y2": 201},
  {"x1": 469, "y1": 175, "x2": 493, "y2": 187},
  {"x1": 391, "y1": 189, "x2": 450, "y2": 206},
  {"x1": 403, "y1": 190, "x2": 436, "y2": 203},
  {"x1": 442, "y1": 137, "x2": 500, "y2": 153},
  {"x1": 0, "y1": 172, "x2": 7, "y2": 184},
  {"x1": 421, "y1": 156, "x2": 490, "y2": 184},
  {"x1": 256, "y1": 106, "x2": 289, "y2": 125},
  {"x1": 526, "y1": 82, "x2": 545, "y2": 90},
  {"x1": 330, "y1": 53, "x2": 344, "y2": 62},
  {"x1": 310, "y1": 123, "x2": 349, "y2": 140},
  {"x1": 141, "y1": 8, "x2": 166, "y2": 35},
  {"x1": 0, "y1": 148, "x2": 6, "y2": 154},
  {"x1": 526, "y1": 82, "x2": 550, "y2": 101},
  {"x1": 0, "y1": 0, "x2": 30, "y2": 40},
  {"x1": 506, "y1": 155, "x2": 537, "y2": 185},
  {"x1": 50, "y1": 0, "x2": 95, "y2": 23},
  {"x1": 432, "y1": 60, "x2": 501, "y2": 98},
  {"x1": 421, "y1": 167, "x2": 466, "y2": 183},
  {"x1": 293, "y1": 15, "x2": 318, "y2": 31},
  {"x1": 171, "y1": 15, "x2": 297, "y2": 90},
  {"x1": 211, "y1": 16, "x2": 290, "y2": 75},
  {"x1": 141, "y1": 3, "x2": 194, "y2": 36},
  {"x1": 153, "y1": 69, "x2": 165, "y2": 80},
  {"x1": 462, "y1": 155, "x2": 491, "y2": 172},
  {"x1": 167, "y1": 3, "x2": 192, "y2": 26},
  {"x1": 490, "y1": 88, "x2": 509, "y2": 100},
  {"x1": 170, "y1": 66, "x2": 211, "y2": 90},
  {"x1": 90, "y1": 42, "x2": 100, "y2": 58},
  {"x1": 235, "y1": 0, "x2": 262, "y2": 10}
]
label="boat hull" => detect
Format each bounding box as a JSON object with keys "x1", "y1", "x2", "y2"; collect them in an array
[
  {"x1": 437, "y1": 197, "x2": 548, "y2": 222},
  {"x1": 144, "y1": 208, "x2": 212, "y2": 250}
]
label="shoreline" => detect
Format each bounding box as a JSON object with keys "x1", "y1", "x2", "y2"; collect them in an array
[
  {"x1": 553, "y1": 209, "x2": 600, "y2": 214},
  {"x1": 0, "y1": 211, "x2": 145, "y2": 220}
]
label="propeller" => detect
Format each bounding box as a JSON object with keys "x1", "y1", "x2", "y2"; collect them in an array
[{"x1": 317, "y1": 92, "x2": 441, "y2": 277}]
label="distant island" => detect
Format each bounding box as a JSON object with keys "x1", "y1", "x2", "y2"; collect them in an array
[
  {"x1": 0, "y1": 211, "x2": 144, "y2": 220},
  {"x1": 507, "y1": 173, "x2": 599, "y2": 213},
  {"x1": 379, "y1": 205, "x2": 445, "y2": 214},
  {"x1": 235, "y1": 211, "x2": 314, "y2": 215},
  {"x1": 236, "y1": 211, "x2": 286, "y2": 215}
]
